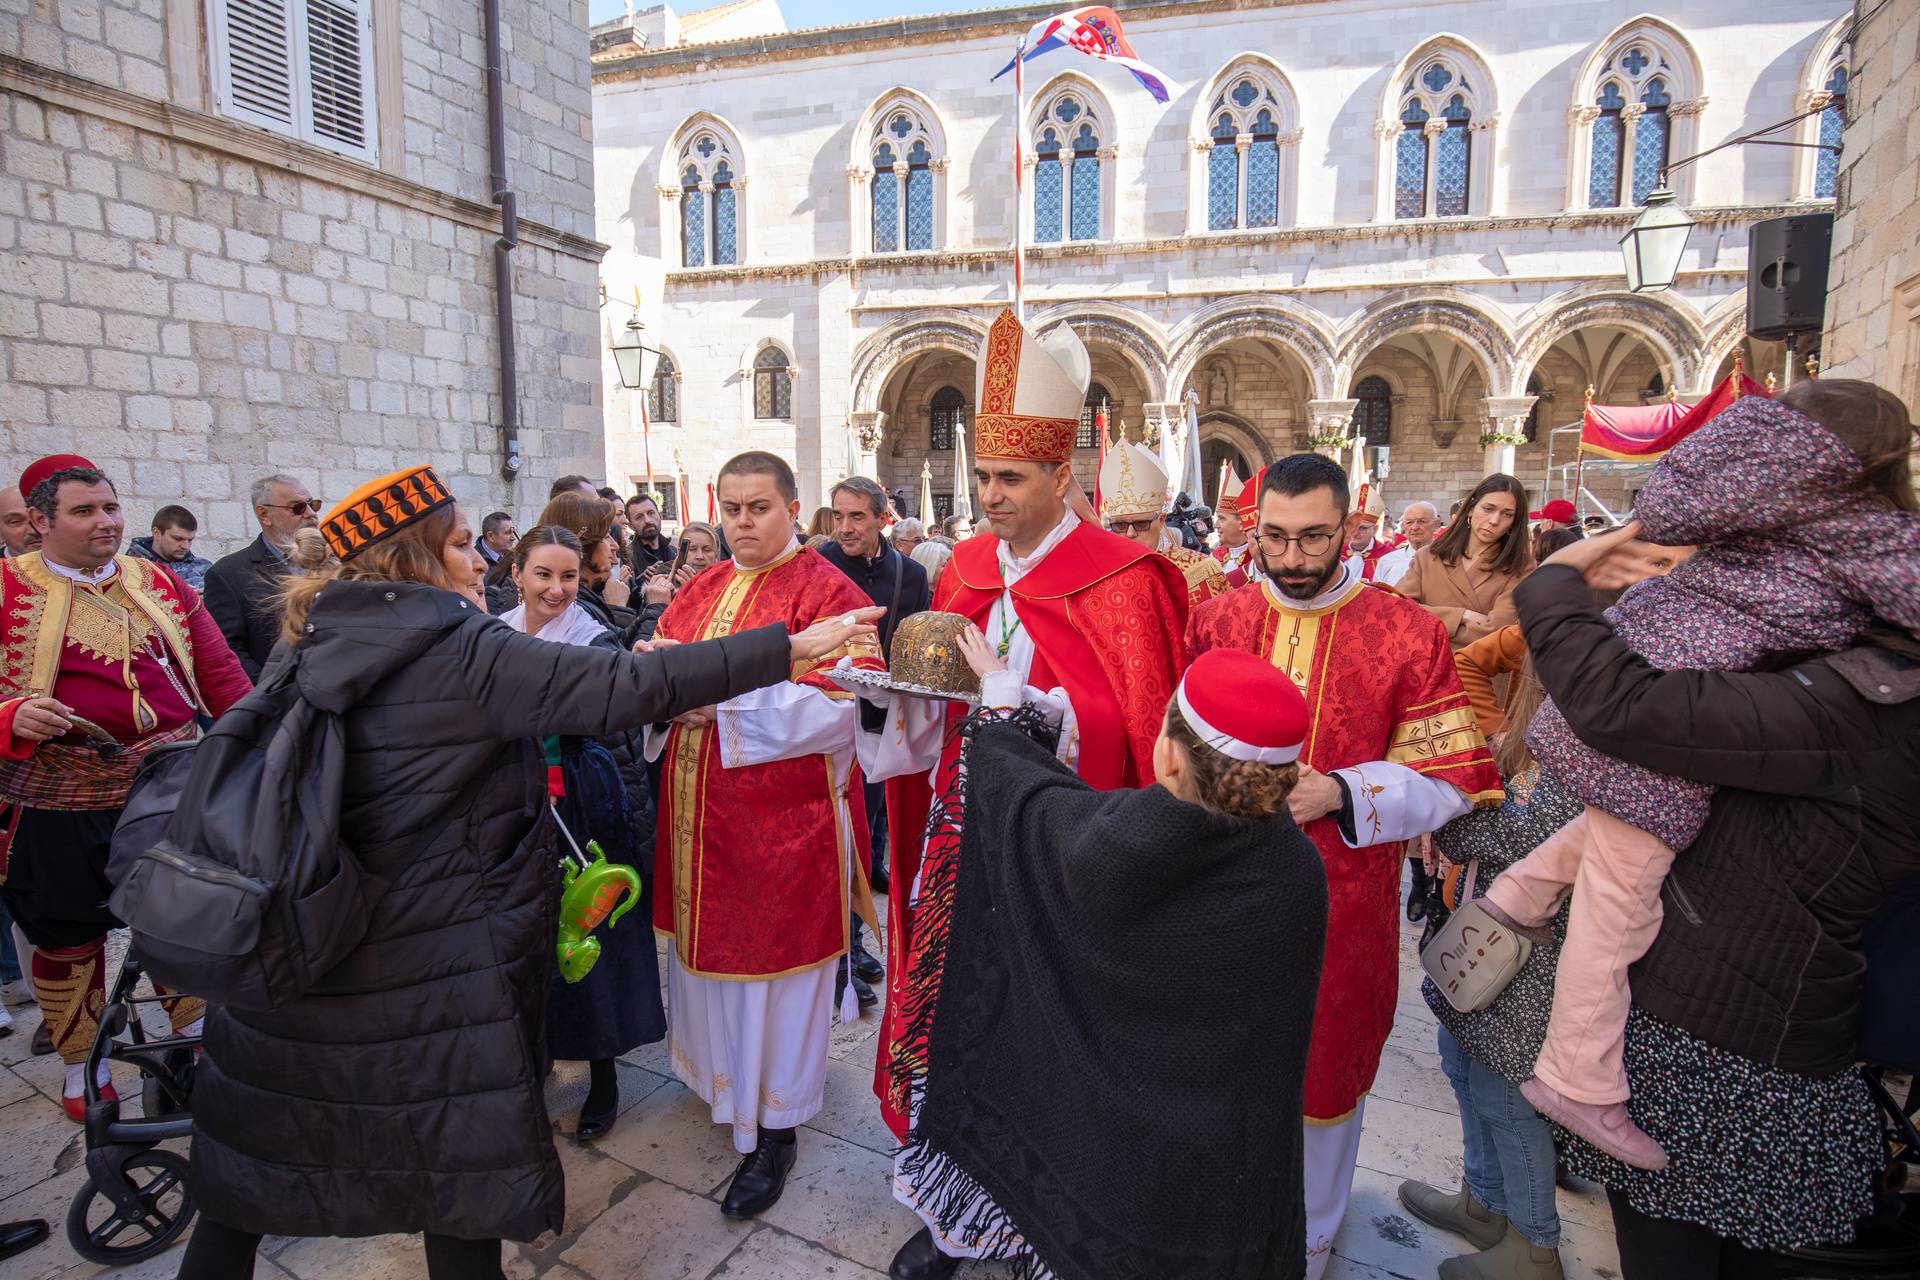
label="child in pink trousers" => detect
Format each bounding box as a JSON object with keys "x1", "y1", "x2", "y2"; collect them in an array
[{"x1": 1483, "y1": 380, "x2": 1920, "y2": 1170}]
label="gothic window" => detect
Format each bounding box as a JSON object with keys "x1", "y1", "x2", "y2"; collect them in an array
[
  {"x1": 1632, "y1": 77, "x2": 1671, "y2": 205},
  {"x1": 1033, "y1": 88, "x2": 1104, "y2": 243},
  {"x1": 1351, "y1": 376, "x2": 1392, "y2": 447},
  {"x1": 648, "y1": 355, "x2": 678, "y2": 424},
  {"x1": 1815, "y1": 63, "x2": 1846, "y2": 199},
  {"x1": 1588, "y1": 81, "x2": 1627, "y2": 208},
  {"x1": 929, "y1": 385, "x2": 964, "y2": 451},
  {"x1": 1203, "y1": 67, "x2": 1292, "y2": 231},
  {"x1": 1077, "y1": 382, "x2": 1112, "y2": 449},
  {"x1": 1393, "y1": 58, "x2": 1475, "y2": 219},
  {"x1": 753, "y1": 347, "x2": 791, "y2": 420},
  {"x1": 869, "y1": 106, "x2": 939, "y2": 252},
  {"x1": 1575, "y1": 30, "x2": 1700, "y2": 210},
  {"x1": 673, "y1": 125, "x2": 741, "y2": 267}
]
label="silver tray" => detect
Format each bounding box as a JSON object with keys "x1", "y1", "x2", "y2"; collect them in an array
[{"x1": 833, "y1": 665, "x2": 980, "y2": 706}]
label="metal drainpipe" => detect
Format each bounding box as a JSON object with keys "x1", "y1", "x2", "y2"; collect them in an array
[{"x1": 483, "y1": 0, "x2": 521, "y2": 482}]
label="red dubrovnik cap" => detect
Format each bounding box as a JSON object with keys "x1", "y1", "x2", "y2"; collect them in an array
[
  {"x1": 19, "y1": 454, "x2": 98, "y2": 501},
  {"x1": 1175, "y1": 649, "x2": 1308, "y2": 765},
  {"x1": 1529, "y1": 499, "x2": 1576, "y2": 523}
]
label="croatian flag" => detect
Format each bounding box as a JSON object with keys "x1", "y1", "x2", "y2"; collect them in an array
[{"x1": 992, "y1": 6, "x2": 1175, "y2": 103}]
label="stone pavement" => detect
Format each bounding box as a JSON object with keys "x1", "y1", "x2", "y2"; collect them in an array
[{"x1": 0, "y1": 889, "x2": 1621, "y2": 1279}]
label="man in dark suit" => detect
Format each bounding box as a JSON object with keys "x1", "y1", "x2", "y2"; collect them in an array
[
  {"x1": 203, "y1": 474, "x2": 320, "y2": 678},
  {"x1": 817, "y1": 476, "x2": 931, "y2": 1003}
]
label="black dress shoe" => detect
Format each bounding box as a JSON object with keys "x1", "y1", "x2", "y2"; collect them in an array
[
  {"x1": 835, "y1": 957, "x2": 879, "y2": 1011},
  {"x1": 720, "y1": 1131, "x2": 798, "y2": 1218},
  {"x1": 889, "y1": 1227, "x2": 962, "y2": 1280},
  {"x1": 0, "y1": 1218, "x2": 49, "y2": 1261},
  {"x1": 30, "y1": 1022, "x2": 51, "y2": 1056},
  {"x1": 851, "y1": 945, "x2": 885, "y2": 985},
  {"x1": 576, "y1": 1097, "x2": 618, "y2": 1142}
]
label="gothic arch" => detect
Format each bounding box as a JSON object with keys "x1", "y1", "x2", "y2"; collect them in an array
[
  {"x1": 849, "y1": 87, "x2": 953, "y2": 254},
  {"x1": 1188, "y1": 53, "x2": 1303, "y2": 232},
  {"x1": 849, "y1": 310, "x2": 988, "y2": 415},
  {"x1": 1197, "y1": 411, "x2": 1273, "y2": 469},
  {"x1": 1375, "y1": 34, "x2": 1501, "y2": 219},
  {"x1": 1025, "y1": 71, "x2": 1118, "y2": 243},
  {"x1": 1792, "y1": 16, "x2": 1850, "y2": 199},
  {"x1": 1028, "y1": 302, "x2": 1170, "y2": 401},
  {"x1": 1335, "y1": 289, "x2": 1515, "y2": 395},
  {"x1": 1511, "y1": 286, "x2": 1705, "y2": 395},
  {"x1": 1564, "y1": 16, "x2": 1709, "y2": 209},
  {"x1": 1168, "y1": 295, "x2": 1340, "y2": 401}
]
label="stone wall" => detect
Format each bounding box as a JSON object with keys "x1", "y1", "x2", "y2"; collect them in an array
[
  {"x1": 0, "y1": 0, "x2": 607, "y2": 556},
  {"x1": 1822, "y1": 0, "x2": 1920, "y2": 412}
]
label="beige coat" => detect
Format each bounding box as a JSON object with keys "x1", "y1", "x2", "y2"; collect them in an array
[{"x1": 1390, "y1": 546, "x2": 1528, "y2": 649}]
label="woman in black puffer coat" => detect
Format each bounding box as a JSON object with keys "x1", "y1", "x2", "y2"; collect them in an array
[{"x1": 178, "y1": 470, "x2": 876, "y2": 1280}]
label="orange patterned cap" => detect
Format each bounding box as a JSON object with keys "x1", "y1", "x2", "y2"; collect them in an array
[{"x1": 321, "y1": 466, "x2": 455, "y2": 560}]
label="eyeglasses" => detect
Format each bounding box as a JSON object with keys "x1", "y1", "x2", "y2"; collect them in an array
[
  {"x1": 1107, "y1": 518, "x2": 1158, "y2": 535},
  {"x1": 1255, "y1": 531, "x2": 1338, "y2": 556},
  {"x1": 262, "y1": 500, "x2": 322, "y2": 516}
]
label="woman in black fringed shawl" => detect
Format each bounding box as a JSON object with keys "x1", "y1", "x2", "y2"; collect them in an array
[{"x1": 889, "y1": 640, "x2": 1330, "y2": 1280}]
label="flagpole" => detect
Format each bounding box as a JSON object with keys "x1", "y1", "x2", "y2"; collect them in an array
[{"x1": 1013, "y1": 36, "x2": 1027, "y2": 322}]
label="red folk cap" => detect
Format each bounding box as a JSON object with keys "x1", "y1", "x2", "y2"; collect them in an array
[
  {"x1": 19, "y1": 454, "x2": 98, "y2": 501},
  {"x1": 1175, "y1": 649, "x2": 1308, "y2": 766},
  {"x1": 1529, "y1": 499, "x2": 1576, "y2": 523}
]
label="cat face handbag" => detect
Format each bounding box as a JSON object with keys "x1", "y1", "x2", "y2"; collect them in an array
[{"x1": 1420, "y1": 860, "x2": 1532, "y2": 1013}]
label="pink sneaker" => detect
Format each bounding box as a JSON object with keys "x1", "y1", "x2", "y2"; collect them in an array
[{"x1": 1520, "y1": 1077, "x2": 1668, "y2": 1171}]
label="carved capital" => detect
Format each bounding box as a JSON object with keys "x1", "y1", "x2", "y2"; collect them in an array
[
  {"x1": 1570, "y1": 104, "x2": 1603, "y2": 125},
  {"x1": 697, "y1": 181, "x2": 716, "y2": 194},
  {"x1": 851, "y1": 410, "x2": 887, "y2": 454},
  {"x1": 1235, "y1": 134, "x2": 1253, "y2": 151},
  {"x1": 1669, "y1": 97, "x2": 1709, "y2": 118},
  {"x1": 1619, "y1": 104, "x2": 1648, "y2": 123},
  {"x1": 1191, "y1": 136, "x2": 1216, "y2": 153},
  {"x1": 1423, "y1": 118, "x2": 1450, "y2": 138},
  {"x1": 731, "y1": 174, "x2": 750, "y2": 191},
  {"x1": 657, "y1": 184, "x2": 683, "y2": 201},
  {"x1": 891, "y1": 162, "x2": 909, "y2": 177},
  {"x1": 1097, "y1": 144, "x2": 1119, "y2": 160},
  {"x1": 785, "y1": 366, "x2": 801, "y2": 381},
  {"x1": 1279, "y1": 127, "x2": 1305, "y2": 145},
  {"x1": 1803, "y1": 89, "x2": 1834, "y2": 113},
  {"x1": 929, "y1": 156, "x2": 951, "y2": 174},
  {"x1": 1469, "y1": 114, "x2": 1498, "y2": 133},
  {"x1": 846, "y1": 165, "x2": 870, "y2": 184},
  {"x1": 1373, "y1": 118, "x2": 1399, "y2": 140},
  {"x1": 1431, "y1": 419, "x2": 1462, "y2": 449}
]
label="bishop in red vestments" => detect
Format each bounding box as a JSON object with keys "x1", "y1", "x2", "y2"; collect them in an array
[
  {"x1": 842, "y1": 309, "x2": 1187, "y2": 1280},
  {"x1": 1212, "y1": 471, "x2": 1258, "y2": 588},
  {"x1": 1188, "y1": 455, "x2": 1501, "y2": 1280},
  {"x1": 647, "y1": 451, "x2": 886, "y2": 1219},
  {"x1": 0, "y1": 457, "x2": 251, "y2": 1119}
]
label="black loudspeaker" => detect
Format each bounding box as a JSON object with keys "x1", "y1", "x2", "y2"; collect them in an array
[{"x1": 1747, "y1": 213, "x2": 1833, "y2": 341}]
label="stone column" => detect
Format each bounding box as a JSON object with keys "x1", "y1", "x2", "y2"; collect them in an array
[
  {"x1": 1307, "y1": 399, "x2": 1359, "y2": 459},
  {"x1": 851, "y1": 411, "x2": 887, "y2": 477},
  {"x1": 1479, "y1": 395, "x2": 1537, "y2": 477}
]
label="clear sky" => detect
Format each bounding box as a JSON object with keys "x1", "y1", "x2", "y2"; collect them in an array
[{"x1": 586, "y1": 0, "x2": 1002, "y2": 31}]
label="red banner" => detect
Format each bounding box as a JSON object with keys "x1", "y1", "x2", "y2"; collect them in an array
[{"x1": 1580, "y1": 372, "x2": 1769, "y2": 460}]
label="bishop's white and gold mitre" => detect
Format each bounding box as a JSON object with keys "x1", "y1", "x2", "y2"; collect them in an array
[
  {"x1": 1098, "y1": 438, "x2": 1169, "y2": 519},
  {"x1": 973, "y1": 308, "x2": 1090, "y2": 464}
]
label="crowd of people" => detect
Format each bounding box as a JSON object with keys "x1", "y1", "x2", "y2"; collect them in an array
[{"x1": 0, "y1": 307, "x2": 1914, "y2": 1280}]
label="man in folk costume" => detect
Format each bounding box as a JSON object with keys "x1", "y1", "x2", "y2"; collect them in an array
[
  {"x1": 1212, "y1": 472, "x2": 1257, "y2": 587},
  {"x1": 1187, "y1": 453, "x2": 1503, "y2": 1279},
  {"x1": 0, "y1": 456, "x2": 251, "y2": 1119},
  {"x1": 839, "y1": 308, "x2": 1189, "y2": 1280},
  {"x1": 1100, "y1": 438, "x2": 1230, "y2": 608},
  {"x1": 646, "y1": 450, "x2": 887, "y2": 1219}
]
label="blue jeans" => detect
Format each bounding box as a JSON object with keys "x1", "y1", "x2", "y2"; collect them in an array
[{"x1": 1437, "y1": 1025, "x2": 1562, "y2": 1248}]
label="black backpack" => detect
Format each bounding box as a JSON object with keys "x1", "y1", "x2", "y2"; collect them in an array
[{"x1": 107, "y1": 651, "x2": 383, "y2": 1011}]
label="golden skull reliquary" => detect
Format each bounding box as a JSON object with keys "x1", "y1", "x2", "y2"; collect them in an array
[{"x1": 887, "y1": 611, "x2": 982, "y2": 698}]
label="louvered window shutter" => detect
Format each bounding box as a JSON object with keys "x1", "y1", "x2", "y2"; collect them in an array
[
  {"x1": 210, "y1": 0, "x2": 378, "y2": 165},
  {"x1": 296, "y1": 0, "x2": 376, "y2": 163},
  {"x1": 211, "y1": 0, "x2": 298, "y2": 132}
]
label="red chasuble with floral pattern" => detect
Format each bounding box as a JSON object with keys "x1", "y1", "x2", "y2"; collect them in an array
[
  {"x1": 1188, "y1": 577, "x2": 1502, "y2": 1122},
  {"x1": 651, "y1": 545, "x2": 885, "y2": 980},
  {"x1": 874, "y1": 522, "x2": 1189, "y2": 1135}
]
